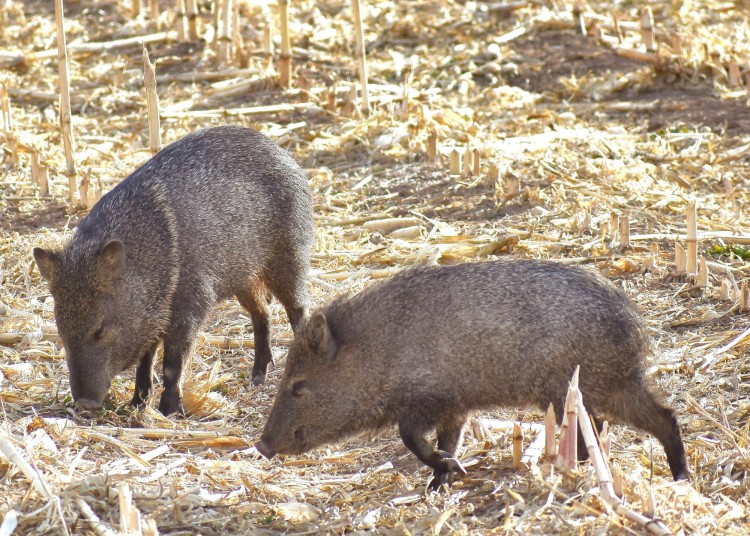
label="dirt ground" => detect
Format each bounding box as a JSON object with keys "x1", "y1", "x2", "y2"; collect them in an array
[{"x1": 2, "y1": 0, "x2": 750, "y2": 534}]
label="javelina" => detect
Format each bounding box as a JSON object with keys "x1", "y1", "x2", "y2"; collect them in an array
[
  {"x1": 256, "y1": 260, "x2": 689, "y2": 489},
  {"x1": 33, "y1": 126, "x2": 314, "y2": 415}
]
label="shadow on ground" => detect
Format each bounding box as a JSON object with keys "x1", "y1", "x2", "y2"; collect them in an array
[{"x1": 506, "y1": 29, "x2": 750, "y2": 135}]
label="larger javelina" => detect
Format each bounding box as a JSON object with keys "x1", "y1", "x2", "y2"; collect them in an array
[
  {"x1": 34, "y1": 126, "x2": 314, "y2": 415},
  {"x1": 256, "y1": 260, "x2": 689, "y2": 488}
]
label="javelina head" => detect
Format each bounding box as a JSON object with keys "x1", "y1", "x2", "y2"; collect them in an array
[
  {"x1": 256, "y1": 312, "x2": 361, "y2": 458},
  {"x1": 34, "y1": 240, "x2": 156, "y2": 410}
]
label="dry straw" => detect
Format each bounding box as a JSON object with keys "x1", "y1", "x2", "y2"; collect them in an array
[
  {"x1": 351, "y1": 0, "x2": 370, "y2": 115},
  {"x1": 277, "y1": 0, "x2": 292, "y2": 87},
  {"x1": 217, "y1": 0, "x2": 233, "y2": 63},
  {"x1": 143, "y1": 46, "x2": 161, "y2": 155},
  {"x1": 185, "y1": 0, "x2": 198, "y2": 41},
  {"x1": 175, "y1": 0, "x2": 187, "y2": 42},
  {"x1": 2, "y1": 0, "x2": 750, "y2": 533},
  {"x1": 53, "y1": 0, "x2": 76, "y2": 198}
]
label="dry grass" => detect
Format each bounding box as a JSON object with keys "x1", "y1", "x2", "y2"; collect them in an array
[{"x1": 2, "y1": 0, "x2": 750, "y2": 533}]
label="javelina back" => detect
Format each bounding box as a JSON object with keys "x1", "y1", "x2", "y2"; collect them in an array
[
  {"x1": 34, "y1": 126, "x2": 314, "y2": 415},
  {"x1": 256, "y1": 260, "x2": 689, "y2": 488}
]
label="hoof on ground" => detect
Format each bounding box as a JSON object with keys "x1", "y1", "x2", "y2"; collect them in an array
[
  {"x1": 251, "y1": 373, "x2": 266, "y2": 386},
  {"x1": 437, "y1": 450, "x2": 467, "y2": 475},
  {"x1": 427, "y1": 471, "x2": 454, "y2": 492},
  {"x1": 158, "y1": 394, "x2": 185, "y2": 417},
  {"x1": 674, "y1": 469, "x2": 691, "y2": 482},
  {"x1": 129, "y1": 391, "x2": 149, "y2": 408}
]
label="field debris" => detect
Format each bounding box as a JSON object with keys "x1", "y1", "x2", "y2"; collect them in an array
[{"x1": 2, "y1": 0, "x2": 750, "y2": 533}]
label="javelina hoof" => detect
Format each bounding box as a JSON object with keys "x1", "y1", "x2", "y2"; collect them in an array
[
  {"x1": 252, "y1": 372, "x2": 266, "y2": 386},
  {"x1": 75, "y1": 398, "x2": 103, "y2": 411},
  {"x1": 428, "y1": 451, "x2": 468, "y2": 492},
  {"x1": 438, "y1": 450, "x2": 468, "y2": 475},
  {"x1": 676, "y1": 470, "x2": 690, "y2": 481},
  {"x1": 130, "y1": 391, "x2": 148, "y2": 409},
  {"x1": 428, "y1": 471, "x2": 454, "y2": 492},
  {"x1": 158, "y1": 392, "x2": 185, "y2": 416}
]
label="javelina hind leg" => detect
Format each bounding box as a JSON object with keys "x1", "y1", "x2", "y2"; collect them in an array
[
  {"x1": 265, "y1": 267, "x2": 310, "y2": 333},
  {"x1": 399, "y1": 420, "x2": 467, "y2": 492},
  {"x1": 436, "y1": 414, "x2": 468, "y2": 457},
  {"x1": 609, "y1": 382, "x2": 690, "y2": 481},
  {"x1": 283, "y1": 303, "x2": 308, "y2": 334},
  {"x1": 236, "y1": 286, "x2": 272, "y2": 386},
  {"x1": 130, "y1": 343, "x2": 159, "y2": 408}
]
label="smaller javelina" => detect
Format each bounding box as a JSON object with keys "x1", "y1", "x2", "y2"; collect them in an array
[
  {"x1": 34, "y1": 126, "x2": 313, "y2": 416},
  {"x1": 256, "y1": 260, "x2": 689, "y2": 489}
]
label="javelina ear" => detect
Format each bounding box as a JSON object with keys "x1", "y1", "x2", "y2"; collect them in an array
[
  {"x1": 309, "y1": 312, "x2": 338, "y2": 361},
  {"x1": 33, "y1": 247, "x2": 59, "y2": 283},
  {"x1": 97, "y1": 240, "x2": 125, "y2": 282}
]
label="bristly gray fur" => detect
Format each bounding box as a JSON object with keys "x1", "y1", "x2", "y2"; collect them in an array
[
  {"x1": 259, "y1": 260, "x2": 689, "y2": 487},
  {"x1": 35, "y1": 126, "x2": 314, "y2": 415}
]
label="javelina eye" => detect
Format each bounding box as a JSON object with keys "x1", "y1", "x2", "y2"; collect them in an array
[
  {"x1": 294, "y1": 426, "x2": 305, "y2": 442},
  {"x1": 94, "y1": 326, "x2": 106, "y2": 340},
  {"x1": 291, "y1": 380, "x2": 306, "y2": 396}
]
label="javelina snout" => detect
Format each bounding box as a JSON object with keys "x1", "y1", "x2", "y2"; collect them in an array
[
  {"x1": 34, "y1": 126, "x2": 314, "y2": 416},
  {"x1": 62, "y1": 329, "x2": 147, "y2": 411},
  {"x1": 259, "y1": 260, "x2": 690, "y2": 490},
  {"x1": 254, "y1": 439, "x2": 276, "y2": 459},
  {"x1": 67, "y1": 357, "x2": 111, "y2": 410},
  {"x1": 258, "y1": 312, "x2": 360, "y2": 460}
]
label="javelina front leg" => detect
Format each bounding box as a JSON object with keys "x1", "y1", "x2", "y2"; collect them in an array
[
  {"x1": 236, "y1": 287, "x2": 272, "y2": 386},
  {"x1": 130, "y1": 343, "x2": 158, "y2": 408},
  {"x1": 159, "y1": 318, "x2": 203, "y2": 416},
  {"x1": 399, "y1": 420, "x2": 467, "y2": 492}
]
